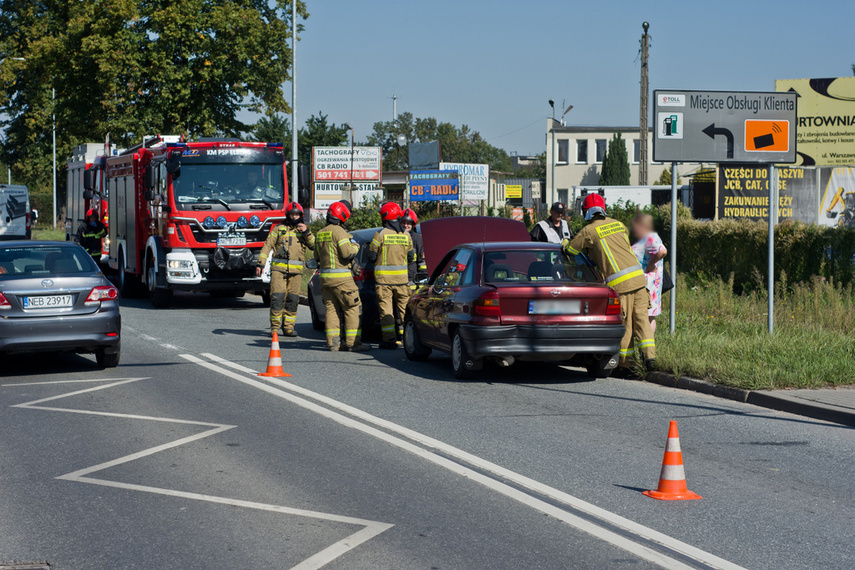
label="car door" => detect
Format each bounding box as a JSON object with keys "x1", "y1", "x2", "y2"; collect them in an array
[{"x1": 428, "y1": 248, "x2": 474, "y2": 351}]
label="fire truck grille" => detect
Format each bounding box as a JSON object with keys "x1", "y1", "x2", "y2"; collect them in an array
[{"x1": 188, "y1": 225, "x2": 270, "y2": 244}]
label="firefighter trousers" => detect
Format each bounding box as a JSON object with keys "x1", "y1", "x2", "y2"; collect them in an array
[
  {"x1": 321, "y1": 282, "x2": 362, "y2": 348},
  {"x1": 376, "y1": 284, "x2": 410, "y2": 343},
  {"x1": 619, "y1": 286, "x2": 656, "y2": 367},
  {"x1": 270, "y1": 271, "x2": 302, "y2": 333}
]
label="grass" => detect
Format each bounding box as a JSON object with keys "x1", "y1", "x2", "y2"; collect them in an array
[
  {"x1": 653, "y1": 274, "x2": 855, "y2": 390},
  {"x1": 32, "y1": 228, "x2": 66, "y2": 241}
]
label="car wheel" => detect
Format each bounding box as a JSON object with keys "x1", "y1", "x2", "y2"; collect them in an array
[
  {"x1": 403, "y1": 316, "x2": 431, "y2": 362},
  {"x1": 260, "y1": 291, "x2": 272, "y2": 307},
  {"x1": 96, "y1": 344, "x2": 120, "y2": 369},
  {"x1": 586, "y1": 354, "x2": 617, "y2": 379},
  {"x1": 308, "y1": 292, "x2": 324, "y2": 331},
  {"x1": 147, "y1": 262, "x2": 173, "y2": 308},
  {"x1": 118, "y1": 254, "x2": 138, "y2": 298},
  {"x1": 451, "y1": 329, "x2": 481, "y2": 380}
]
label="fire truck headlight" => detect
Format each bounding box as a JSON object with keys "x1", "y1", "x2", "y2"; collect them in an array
[
  {"x1": 249, "y1": 215, "x2": 261, "y2": 227},
  {"x1": 237, "y1": 216, "x2": 248, "y2": 228},
  {"x1": 203, "y1": 216, "x2": 215, "y2": 229},
  {"x1": 216, "y1": 216, "x2": 227, "y2": 228}
]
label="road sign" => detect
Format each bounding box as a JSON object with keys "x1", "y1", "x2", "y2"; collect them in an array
[
  {"x1": 313, "y1": 147, "x2": 382, "y2": 181},
  {"x1": 505, "y1": 184, "x2": 522, "y2": 199},
  {"x1": 653, "y1": 90, "x2": 797, "y2": 163}
]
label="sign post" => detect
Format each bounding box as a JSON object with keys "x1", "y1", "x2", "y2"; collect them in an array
[{"x1": 653, "y1": 89, "x2": 797, "y2": 334}]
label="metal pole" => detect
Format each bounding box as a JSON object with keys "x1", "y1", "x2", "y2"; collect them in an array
[
  {"x1": 550, "y1": 125, "x2": 556, "y2": 203},
  {"x1": 52, "y1": 86, "x2": 56, "y2": 230},
  {"x1": 290, "y1": 0, "x2": 298, "y2": 205},
  {"x1": 7, "y1": 167, "x2": 10, "y2": 184},
  {"x1": 669, "y1": 161, "x2": 677, "y2": 334},
  {"x1": 767, "y1": 165, "x2": 776, "y2": 334},
  {"x1": 639, "y1": 22, "x2": 649, "y2": 186}
]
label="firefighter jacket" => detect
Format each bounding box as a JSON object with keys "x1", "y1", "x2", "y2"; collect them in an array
[
  {"x1": 407, "y1": 231, "x2": 427, "y2": 282},
  {"x1": 562, "y1": 216, "x2": 646, "y2": 294},
  {"x1": 75, "y1": 221, "x2": 107, "y2": 256},
  {"x1": 368, "y1": 227, "x2": 414, "y2": 286},
  {"x1": 314, "y1": 224, "x2": 360, "y2": 286},
  {"x1": 257, "y1": 223, "x2": 315, "y2": 275}
]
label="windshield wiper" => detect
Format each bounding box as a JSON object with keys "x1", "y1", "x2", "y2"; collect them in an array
[
  {"x1": 197, "y1": 197, "x2": 231, "y2": 210},
  {"x1": 241, "y1": 198, "x2": 275, "y2": 210}
]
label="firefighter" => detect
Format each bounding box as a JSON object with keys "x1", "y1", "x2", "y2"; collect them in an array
[
  {"x1": 75, "y1": 209, "x2": 107, "y2": 262},
  {"x1": 400, "y1": 208, "x2": 426, "y2": 288},
  {"x1": 368, "y1": 203, "x2": 415, "y2": 349},
  {"x1": 256, "y1": 202, "x2": 315, "y2": 336},
  {"x1": 562, "y1": 194, "x2": 655, "y2": 370},
  {"x1": 530, "y1": 202, "x2": 573, "y2": 243},
  {"x1": 314, "y1": 201, "x2": 370, "y2": 352}
]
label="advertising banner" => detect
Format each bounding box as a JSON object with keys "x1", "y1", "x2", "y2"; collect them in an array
[
  {"x1": 819, "y1": 166, "x2": 855, "y2": 228},
  {"x1": 775, "y1": 77, "x2": 855, "y2": 166},
  {"x1": 314, "y1": 182, "x2": 381, "y2": 210},
  {"x1": 439, "y1": 162, "x2": 490, "y2": 200},
  {"x1": 505, "y1": 184, "x2": 522, "y2": 199},
  {"x1": 717, "y1": 164, "x2": 817, "y2": 223},
  {"x1": 409, "y1": 170, "x2": 459, "y2": 202},
  {"x1": 0, "y1": 186, "x2": 29, "y2": 238},
  {"x1": 313, "y1": 147, "x2": 382, "y2": 181}
]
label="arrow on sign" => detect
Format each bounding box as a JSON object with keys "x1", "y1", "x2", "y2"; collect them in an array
[{"x1": 702, "y1": 124, "x2": 734, "y2": 159}]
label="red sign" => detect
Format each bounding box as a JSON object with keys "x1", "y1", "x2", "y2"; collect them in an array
[{"x1": 314, "y1": 170, "x2": 379, "y2": 181}]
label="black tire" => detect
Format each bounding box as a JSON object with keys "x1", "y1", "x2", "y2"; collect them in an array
[
  {"x1": 403, "y1": 316, "x2": 431, "y2": 362},
  {"x1": 308, "y1": 292, "x2": 324, "y2": 331},
  {"x1": 118, "y1": 254, "x2": 138, "y2": 298},
  {"x1": 586, "y1": 355, "x2": 617, "y2": 379},
  {"x1": 146, "y1": 260, "x2": 173, "y2": 308},
  {"x1": 96, "y1": 344, "x2": 120, "y2": 369},
  {"x1": 260, "y1": 291, "x2": 272, "y2": 307},
  {"x1": 451, "y1": 329, "x2": 481, "y2": 380}
]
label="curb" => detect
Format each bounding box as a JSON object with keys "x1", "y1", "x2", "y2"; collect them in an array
[{"x1": 642, "y1": 372, "x2": 855, "y2": 428}]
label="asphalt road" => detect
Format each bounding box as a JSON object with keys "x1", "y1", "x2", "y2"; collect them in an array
[{"x1": 1, "y1": 292, "x2": 853, "y2": 569}]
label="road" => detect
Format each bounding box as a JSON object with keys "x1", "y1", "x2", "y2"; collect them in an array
[{"x1": 1, "y1": 292, "x2": 853, "y2": 569}]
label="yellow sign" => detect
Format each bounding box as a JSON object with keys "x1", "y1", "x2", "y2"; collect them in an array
[
  {"x1": 505, "y1": 184, "x2": 522, "y2": 199},
  {"x1": 775, "y1": 77, "x2": 855, "y2": 166}
]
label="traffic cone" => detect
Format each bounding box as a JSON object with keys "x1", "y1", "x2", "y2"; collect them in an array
[
  {"x1": 258, "y1": 332, "x2": 292, "y2": 378},
  {"x1": 643, "y1": 421, "x2": 702, "y2": 501}
]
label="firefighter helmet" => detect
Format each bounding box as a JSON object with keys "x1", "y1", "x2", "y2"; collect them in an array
[
  {"x1": 581, "y1": 194, "x2": 606, "y2": 221},
  {"x1": 86, "y1": 209, "x2": 96, "y2": 218},
  {"x1": 400, "y1": 208, "x2": 418, "y2": 226},
  {"x1": 328, "y1": 201, "x2": 351, "y2": 224},
  {"x1": 379, "y1": 202, "x2": 402, "y2": 222}
]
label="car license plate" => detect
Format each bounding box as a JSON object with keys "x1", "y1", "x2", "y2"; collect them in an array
[
  {"x1": 528, "y1": 299, "x2": 581, "y2": 315},
  {"x1": 23, "y1": 295, "x2": 73, "y2": 309},
  {"x1": 217, "y1": 235, "x2": 246, "y2": 247}
]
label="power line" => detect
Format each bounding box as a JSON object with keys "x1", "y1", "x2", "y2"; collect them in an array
[{"x1": 487, "y1": 115, "x2": 549, "y2": 142}]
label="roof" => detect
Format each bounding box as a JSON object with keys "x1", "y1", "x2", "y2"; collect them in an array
[{"x1": 550, "y1": 125, "x2": 654, "y2": 134}]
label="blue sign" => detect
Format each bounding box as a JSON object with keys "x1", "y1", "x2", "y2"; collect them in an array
[{"x1": 409, "y1": 170, "x2": 459, "y2": 202}]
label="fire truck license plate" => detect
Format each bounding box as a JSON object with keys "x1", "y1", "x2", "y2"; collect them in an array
[
  {"x1": 217, "y1": 235, "x2": 246, "y2": 246},
  {"x1": 24, "y1": 295, "x2": 73, "y2": 309}
]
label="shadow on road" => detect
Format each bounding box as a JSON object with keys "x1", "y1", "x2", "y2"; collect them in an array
[
  {"x1": 120, "y1": 291, "x2": 267, "y2": 311},
  {"x1": 1, "y1": 352, "x2": 102, "y2": 377}
]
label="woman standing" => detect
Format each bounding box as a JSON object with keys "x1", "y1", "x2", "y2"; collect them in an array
[{"x1": 631, "y1": 214, "x2": 668, "y2": 333}]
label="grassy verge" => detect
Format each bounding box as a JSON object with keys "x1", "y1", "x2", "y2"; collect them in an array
[
  {"x1": 654, "y1": 274, "x2": 855, "y2": 390},
  {"x1": 32, "y1": 228, "x2": 66, "y2": 241}
]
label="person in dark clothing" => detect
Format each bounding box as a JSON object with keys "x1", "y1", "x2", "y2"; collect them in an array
[
  {"x1": 530, "y1": 202, "x2": 573, "y2": 243},
  {"x1": 400, "y1": 208, "x2": 426, "y2": 286},
  {"x1": 75, "y1": 209, "x2": 107, "y2": 261}
]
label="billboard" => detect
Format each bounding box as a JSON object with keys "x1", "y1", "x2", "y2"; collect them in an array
[
  {"x1": 314, "y1": 182, "x2": 381, "y2": 210},
  {"x1": 313, "y1": 147, "x2": 382, "y2": 181},
  {"x1": 775, "y1": 77, "x2": 855, "y2": 166},
  {"x1": 819, "y1": 166, "x2": 855, "y2": 228},
  {"x1": 409, "y1": 170, "x2": 459, "y2": 202},
  {"x1": 717, "y1": 165, "x2": 817, "y2": 223},
  {"x1": 439, "y1": 162, "x2": 489, "y2": 200}
]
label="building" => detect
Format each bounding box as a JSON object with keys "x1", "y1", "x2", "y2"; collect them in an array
[{"x1": 544, "y1": 119, "x2": 698, "y2": 207}]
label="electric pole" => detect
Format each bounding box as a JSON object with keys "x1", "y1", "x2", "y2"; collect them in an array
[
  {"x1": 639, "y1": 21, "x2": 650, "y2": 186},
  {"x1": 392, "y1": 93, "x2": 397, "y2": 122}
]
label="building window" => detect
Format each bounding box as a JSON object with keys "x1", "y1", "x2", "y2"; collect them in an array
[
  {"x1": 557, "y1": 139, "x2": 569, "y2": 164},
  {"x1": 595, "y1": 139, "x2": 607, "y2": 163},
  {"x1": 633, "y1": 139, "x2": 641, "y2": 164},
  {"x1": 557, "y1": 189, "x2": 568, "y2": 206},
  {"x1": 576, "y1": 140, "x2": 588, "y2": 164}
]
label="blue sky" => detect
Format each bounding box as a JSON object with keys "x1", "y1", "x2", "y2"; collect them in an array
[{"x1": 278, "y1": 0, "x2": 854, "y2": 155}]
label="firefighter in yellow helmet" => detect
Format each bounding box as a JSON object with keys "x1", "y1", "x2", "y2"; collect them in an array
[
  {"x1": 367, "y1": 202, "x2": 415, "y2": 349},
  {"x1": 562, "y1": 194, "x2": 655, "y2": 370},
  {"x1": 257, "y1": 202, "x2": 315, "y2": 336},
  {"x1": 314, "y1": 201, "x2": 370, "y2": 352}
]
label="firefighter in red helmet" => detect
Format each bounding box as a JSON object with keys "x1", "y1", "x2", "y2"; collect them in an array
[
  {"x1": 257, "y1": 202, "x2": 315, "y2": 336},
  {"x1": 562, "y1": 194, "x2": 656, "y2": 370},
  {"x1": 313, "y1": 201, "x2": 370, "y2": 352},
  {"x1": 75, "y1": 209, "x2": 107, "y2": 262},
  {"x1": 367, "y1": 202, "x2": 415, "y2": 349}
]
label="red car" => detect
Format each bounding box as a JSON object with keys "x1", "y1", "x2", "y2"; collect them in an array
[{"x1": 403, "y1": 217, "x2": 624, "y2": 379}]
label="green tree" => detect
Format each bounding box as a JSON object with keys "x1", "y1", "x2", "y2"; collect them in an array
[
  {"x1": 252, "y1": 114, "x2": 291, "y2": 145},
  {"x1": 656, "y1": 167, "x2": 672, "y2": 186},
  {"x1": 298, "y1": 112, "x2": 348, "y2": 167},
  {"x1": 512, "y1": 152, "x2": 546, "y2": 179},
  {"x1": 599, "y1": 132, "x2": 630, "y2": 185}
]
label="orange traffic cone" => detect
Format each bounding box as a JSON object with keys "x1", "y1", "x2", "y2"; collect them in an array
[
  {"x1": 258, "y1": 332, "x2": 292, "y2": 378},
  {"x1": 643, "y1": 421, "x2": 702, "y2": 501}
]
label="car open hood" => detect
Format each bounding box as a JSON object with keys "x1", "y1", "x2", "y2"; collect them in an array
[{"x1": 420, "y1": 216, "x2": 530, "y2": 274}]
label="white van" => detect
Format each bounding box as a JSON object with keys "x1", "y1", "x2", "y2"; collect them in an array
[{"x1": 0, "y1": 185, "x2": 31, "y2": 240}]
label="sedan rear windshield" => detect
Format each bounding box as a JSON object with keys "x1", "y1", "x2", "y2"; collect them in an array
[
  {"x1": 0, "y1": 246, "x2": 99, "y2": 278},
  {"x1": 483, "y1": 250, "x2": 600, "y2": 284}
]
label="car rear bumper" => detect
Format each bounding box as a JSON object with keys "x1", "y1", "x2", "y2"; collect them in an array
[
  {"x1": 458, "y1": 323, "x2": 624, "y2": 359},
  {"x1": 0, "y1": 309, "x2": 121, "y2": 354}
]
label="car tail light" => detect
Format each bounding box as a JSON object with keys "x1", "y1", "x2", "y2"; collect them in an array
[
  {"x1": 0, "y1": 292, "x2": 10, "y2": 310},
  {"x1": 473, "y1": 290, "x2": 501, "y2": 317},
  {"x1": 86, "y1": 285, "x2": 119, "y2": 303},
  {"x1": 606, "y1": 289, "x2": 621, "y2": 316}
]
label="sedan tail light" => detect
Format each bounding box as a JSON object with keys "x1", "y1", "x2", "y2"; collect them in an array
[
  {"x1": 473, "y1": 290, "x2": 501, "y2": 317},
  {"x1": 0, "y1": 292, "x2": 10, "y2": 310},
  {"x1": 606, "y1": 289, "x2": 621, "y2": 316},
  {"x1": 86, "y1": 285, "x2": 119, "y2": 303}
]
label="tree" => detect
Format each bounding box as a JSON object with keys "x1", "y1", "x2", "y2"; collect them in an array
[
  {"x1": 656, "y1": 167, "x2": 672, "y2": 186},
  {"x1": 599, "y1": 133, "x2": 630, "y2": 185},
  {"x1": 252, "y1": 114, "x2": 291, "y2": 145},
  {"x1": 512, "y1": 152, "x2": 546, "y2": 179},
  {"x1": 0, "y1": 0, "x2": 309, "y2": 192}
]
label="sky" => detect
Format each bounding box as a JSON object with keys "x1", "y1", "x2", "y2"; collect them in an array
[{"x1": 267, "y1": 0, "x2": 854, "y2": 156}]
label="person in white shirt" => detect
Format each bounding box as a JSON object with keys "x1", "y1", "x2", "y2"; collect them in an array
[{"x1": 530, "y1": 202, "x2": 573, "y2": 243}]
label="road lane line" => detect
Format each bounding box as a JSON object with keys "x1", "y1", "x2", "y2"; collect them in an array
[
  {"x1": 8, "y1": 375, "x2": 394, "y2": 569},
  {"x1": 2, "y1": 377, "x2": 147, "y2": 387},
  {"x1": 190, "y1": 353, "x2": 737, "y2": 569}
]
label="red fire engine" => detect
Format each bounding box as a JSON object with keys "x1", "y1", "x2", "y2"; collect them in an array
[{"x1": 76, "y1": 136, "x2": 293, "y2": 308}]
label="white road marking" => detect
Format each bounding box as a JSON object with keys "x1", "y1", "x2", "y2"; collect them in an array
[
  {"x1": 7, "y1": 377, "x2": 394, "y2": 569},
  {"x1": 2, "y1": 377, "x2": 145, "y2": 387},
  {"x1": 197, "y1": 352, "x2": 745, "y2": 570}
]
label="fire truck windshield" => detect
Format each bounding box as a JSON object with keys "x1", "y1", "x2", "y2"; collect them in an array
[{"x1": 172, "y1": 163, "x2": 285, "y2": 209}]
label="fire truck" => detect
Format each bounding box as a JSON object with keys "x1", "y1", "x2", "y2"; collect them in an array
[
  {"x1": 66, "y1": 143, "x2": 110, "y2": 258},
  {"x1": 74, "y1": 136, "x2": 296, "y2": 308}
]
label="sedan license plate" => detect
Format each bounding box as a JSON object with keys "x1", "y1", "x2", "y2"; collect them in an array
[
  {"x1": 528, "y1": 299, "x2": 581, "y2": 315},
  {"x1": 24, "y1": 294, "x2": 73, "y2": 309},
  {"x1": 217, "y1": 235, "x2": 246, "y2": 247}
]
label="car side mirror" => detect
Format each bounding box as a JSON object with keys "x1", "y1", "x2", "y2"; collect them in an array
[
  {"x1": 83, "y1": 189, "x2": 94, "y2": 200},
  {"x1": 166, "y1": 152, "x2": 181, "y2": 177},
  {"x1": 298, "y1": 164, "x2": 309, "y2": 190},
  {"x1": 305, "y1": 258, "x2": 318, "y2": 269},
  {"x1": 144, "y1": 189, "x2": 155, "y2": 201},
  {"x1": 144, "y1": 165, "x2": 157, "y2": 190},
  {"x1": 298, "y1": 187, "x2": 309, "y2": 207},
  {"x1": 83, "y1": 169, "x2": 96, "y2": 191}
]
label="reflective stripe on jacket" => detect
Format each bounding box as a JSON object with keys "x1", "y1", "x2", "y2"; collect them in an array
[
  {"x1": 562, "y1": 217, "x2": 645, "y2": 294},
  {"x1": 258, "y1": 223, "x2": 315, "y2": 275},
  {"x1": 368, "y1": 228, "x2": 413, "y2": 285},
  {"x1": 314, "y1": 224, "x2": 359, "y2": 285}
]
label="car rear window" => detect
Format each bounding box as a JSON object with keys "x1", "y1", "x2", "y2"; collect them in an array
[
  {"x1": 483, "y1": 250, "x2": 600, "y2": 284},
  {"x1": 0, "y1": 246, "x2": 99, "y2": 278}
]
